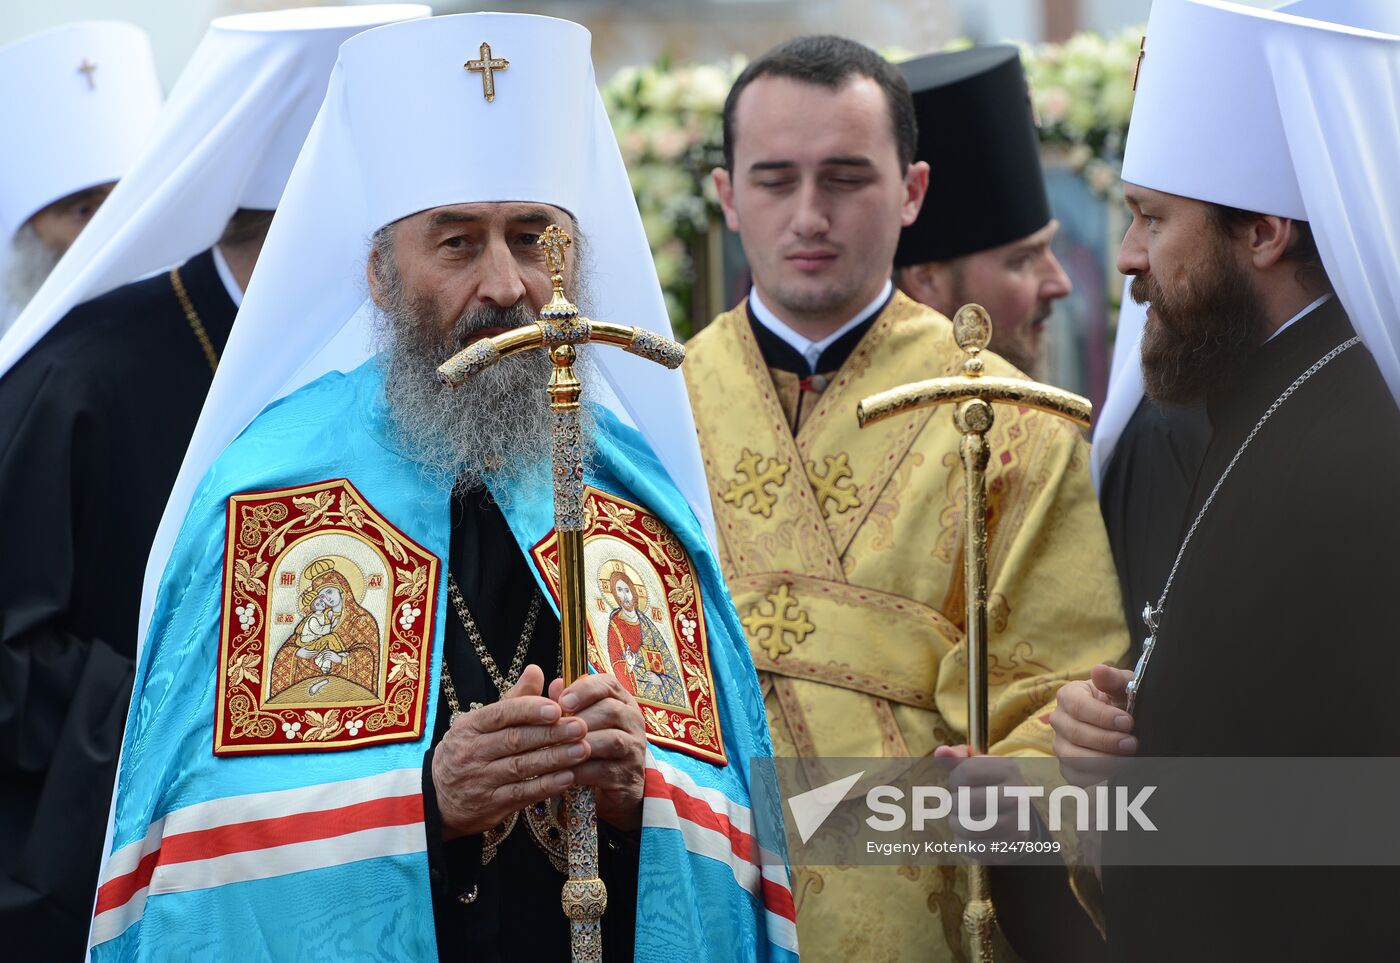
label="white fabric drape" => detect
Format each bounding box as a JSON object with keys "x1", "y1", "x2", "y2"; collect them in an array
[
  {"x1": 1264, "y1": 16, "x2": 1400, "y2": 408},
  {"x1": 136, "y1": 13, "x2": 718, "y2": 653},
  {"x1": 1093, "y1": 0, "x2": 1400, "y2": 488},
  {"x1": 1091, "y1": 280, "x2": 1145, "y2": 488},
  {"x1": 0, "y1": 5, "x2": 429, "y2": 382}
]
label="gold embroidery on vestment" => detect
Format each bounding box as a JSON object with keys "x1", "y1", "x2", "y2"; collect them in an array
[
  {"x1": 720, "y1": 448, "x2": 789, "y2": 517},
  {"x1": 740, "y1": 584, "x2": 814, "y2": 660},
  {"x1": 804, "y1": 452, "x2": 861, "y2": 516}
]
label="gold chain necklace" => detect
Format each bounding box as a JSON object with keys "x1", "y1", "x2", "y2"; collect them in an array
[
  {"x1": 442, "y1": 572, "x2": 541, "y2": 718},
  {"x1": 169, "y1": 267, "x2": 219, "y2": 375}
]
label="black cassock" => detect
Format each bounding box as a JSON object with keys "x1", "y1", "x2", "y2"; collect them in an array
[
  {"x1": 0, "y1": 249, "x2": 235, "y2": 957},
  {"x1": 1102, "y1": 299, "x2": 1400, "y2": 960},
  {"x1": 422, "y1": 488, "x2": 638, "y2": 961},
  {"x1": 1098, "y1": 397, "x2": 1213, "y2": 667}
]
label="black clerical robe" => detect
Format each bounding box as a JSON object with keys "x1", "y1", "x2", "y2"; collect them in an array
[
  {"x1": 0, "y1": 249, "x2": 236, "y2": 958},
  {"x1": 1098, "y1": 398, "x2": 1213, "y2": 664},
  {"x1": 421, "y1": 488, "x2": 638, "y2": 961},
  {"x1": 1102, "y1": 299, "x2": 1400, "y2": 960}
]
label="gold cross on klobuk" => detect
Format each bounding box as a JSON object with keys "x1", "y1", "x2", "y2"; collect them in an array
[
  {"x1": 465, "y1": 42, "x2": 509, "y2": 102},
  {"x1": 78, "y1": 58, "x2": 97, "y2": 90}
]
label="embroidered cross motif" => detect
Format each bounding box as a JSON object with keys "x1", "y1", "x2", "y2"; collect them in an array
[
  {"x1": 465, "y1": 42, "x2": 509, "y2": 102},
  {"x1": 741, "y1": 584, "x2": 815, "y2": 661},
  {"x1": 720, "y1": 449, "x2": 789, "y2": 517},
  {"x1": 805, "y1": 452, "x2": 861, "y2": 516},
  {"x1": 77, "y1": 58, "x2": 97, "y2": 90}
]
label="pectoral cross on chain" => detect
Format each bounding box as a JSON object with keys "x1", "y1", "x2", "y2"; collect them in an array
[
  {"x1": 1125, "y1": 601, "x2": 1159, "y2": 713},
  {"x1": 78, "y1": 58, "x2": 97, "y2": 90},
  {"x1": 465, "y1": 42, "x2": 509, "y2": 102}
]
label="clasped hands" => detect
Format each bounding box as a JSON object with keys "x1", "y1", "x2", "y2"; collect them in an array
[{"x1": 432, "y1": 664, "x2": 647, "y2": 839}]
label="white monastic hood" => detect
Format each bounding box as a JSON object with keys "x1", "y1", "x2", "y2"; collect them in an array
[
  {"x1": 0, "y1": 4, "x2": 431, "y2": 382},
  {"x1": 139, "y1": 12, "x2": 713, "y2": 648},
  {"x1": 0, "y1": 21, "x2": 161, "y2": 325},
  {"x1": 1094, "y1": 0, "x2": 1400, "y2": 485}
]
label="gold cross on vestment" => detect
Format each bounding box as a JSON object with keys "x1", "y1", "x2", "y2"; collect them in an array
[
  {"x1": 78, "y1": 58, "x2": 97, "y2": 90},
  {"x1": 465, "y1": 42, "x2": 509, "y2": 102},
  {"x1": 1132, "y1": 35, "x2": 1146, "y2": 91}
]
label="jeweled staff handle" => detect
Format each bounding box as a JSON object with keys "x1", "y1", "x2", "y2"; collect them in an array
[
  {"x1": 438, "y1": 225, "x2": 683, "y2": 962},
  {"x1": 857, "y1": 304, "x2": 1091, "y2": 963}
]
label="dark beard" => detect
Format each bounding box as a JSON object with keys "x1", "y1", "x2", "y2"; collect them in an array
[{"x1": 1135, "y1": 242, "x2": 1268, "y2": 405}]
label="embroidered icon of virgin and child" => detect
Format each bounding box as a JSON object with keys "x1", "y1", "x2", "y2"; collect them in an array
[{"x1": 267, "y1": 556, "x2": 382, "y2": 704}]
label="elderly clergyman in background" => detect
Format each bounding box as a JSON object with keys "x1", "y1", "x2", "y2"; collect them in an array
[
  {"x1": 0, "y1": 8, "x2": 427, "y2": 959},
  {"x1": 0, "y1": 22, "x2": 161, "y2": 330},
  {"x1": 90, "y1": 13, "x2": 795, "y2": 961}
]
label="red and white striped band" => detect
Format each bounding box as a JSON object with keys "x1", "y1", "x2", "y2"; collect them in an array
[
  {"x1": 643, "y1": 752, "x2": 799, "y2": 954},
  {"x1": 90, "y1": 767, "x2": 425, "y2": 947}
]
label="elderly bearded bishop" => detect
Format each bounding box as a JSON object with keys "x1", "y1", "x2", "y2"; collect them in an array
[
  {"x1": 91, "y1": 14, "x2": 796, "y2": 962},
  {"x1": 0, "y1": 10, "x2": 427, "y2": 958}
]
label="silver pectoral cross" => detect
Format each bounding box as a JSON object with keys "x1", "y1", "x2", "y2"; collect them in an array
[{"x1": 1125, "y1": 602, "x2": 1159, "y2": 714}]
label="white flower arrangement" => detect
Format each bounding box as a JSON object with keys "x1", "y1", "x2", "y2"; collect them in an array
[
  {"x1": 1020, "y1": 26, "x2": 1144, "y2": 202},
  {"x1": 602, "y1": 56, "x2": 744, "y2": 336}
]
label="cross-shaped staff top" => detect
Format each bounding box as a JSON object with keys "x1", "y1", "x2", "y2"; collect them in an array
[
  {"x1": 465, "y1": 41, "x2": 509, "y2": 102},
  {"x1": 78, "y1": 58, "x2": 97, "y2": 90},
  {"x1": 539, "y1": 224, "x2": 572, "y2": 276}
]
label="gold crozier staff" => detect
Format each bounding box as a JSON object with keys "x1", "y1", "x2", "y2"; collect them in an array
[
  {"x1": 857, "y1": 303, "x2": 1093, "y2": 963},
  {"x1": 437, "y1": 224, "x2": 685, "y2": 962}
]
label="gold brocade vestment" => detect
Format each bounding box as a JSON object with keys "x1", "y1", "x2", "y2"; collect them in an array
[{"x1": 684, "y1": 292, "x2": 1128, "y2": 961}]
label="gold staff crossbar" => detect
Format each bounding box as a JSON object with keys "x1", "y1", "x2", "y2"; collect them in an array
[
  {"x1": 436, "y1": 224, "x2": 683, "y2": 963},
  {"x1": 439, "y1": 315, "x2": 683, "y2": 386},
  {"x1": 856, "y1": 303, "x2": 1090, "y2": 963},
  {"x1": 858, "y1": 374, "x2": 1091, "y2": 429}
]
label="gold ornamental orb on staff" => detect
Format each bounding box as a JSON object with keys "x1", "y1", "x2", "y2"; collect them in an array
[
  {"x1": 436, "y1": 224, "x2": 684, "y2": 962},
  {"x1": 857, "y1": 304, "x2": 1092, "y2": 963}
]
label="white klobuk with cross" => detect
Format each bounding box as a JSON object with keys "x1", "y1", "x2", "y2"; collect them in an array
[
  {"x1": 126, "y1": 13, "x2": 715, "y2": 963},
  {"x1": 0, "y1": 21, "x2": 161, "y2": 320}
]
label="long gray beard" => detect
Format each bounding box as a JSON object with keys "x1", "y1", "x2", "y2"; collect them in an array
[
  {"x1": 376, "y1": 293, "x2": 597, "y2": 498},
  {"x1": 5, "y1": 224, "x2": 60, "y2": 316}
]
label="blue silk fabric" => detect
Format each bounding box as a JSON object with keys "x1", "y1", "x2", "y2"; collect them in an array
[{"x1": 94, "y1": 360, "x2": 796, "y2": 961}]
